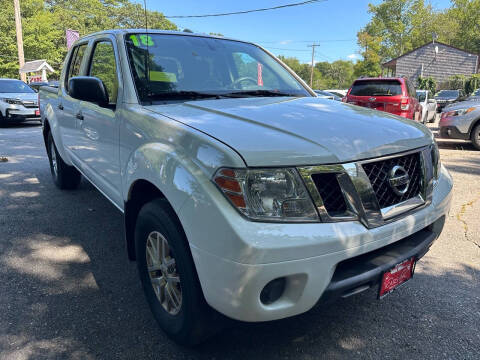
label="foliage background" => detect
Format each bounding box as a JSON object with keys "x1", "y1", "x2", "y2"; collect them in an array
[{"x1": 0, "y1": 0, "x2": 176, "y2": 79}]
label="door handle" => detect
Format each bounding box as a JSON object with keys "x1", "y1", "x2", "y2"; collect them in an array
[
  {"x1": 76, "y1": 113, "x2": 84, "y2": 121},
  {"x1": 58, "y1": 104, "x2": 64, "y2": 110}
]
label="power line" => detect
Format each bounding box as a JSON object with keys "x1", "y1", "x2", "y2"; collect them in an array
[
  {"x1": 263, "y1": 46, "x2": 311, "y2": 52},
  {"x1": 164, "y1": 0, "x2": 327, "y2": 18}
]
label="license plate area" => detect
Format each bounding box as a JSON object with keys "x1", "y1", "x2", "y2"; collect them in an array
[{"x1": 379, "y1": 257, "x2": 416, "y2": 298}]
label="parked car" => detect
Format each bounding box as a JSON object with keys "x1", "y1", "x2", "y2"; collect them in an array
[
  {"x1": 439, "y1": 100, "x2": 480, "y2": 149},
  {"x1": 40, "y1": 30, "x2": 452, "y2": 345},
  {"x1": 29, "y1": 81, "x2": 60, "y2": 92},
  {"x1": 0, "y1": 78, "x2": 40, "y2": 124},
  {"x1": 344, "y1": 77, "x2": 421, "y2": 120},
  {"x1": 416, "y1": 90, "x2": 437, "y2": 123},
  {"x1": 324, "y1": 89, "x2": 347, "y2": 98},
  {"x1": 467, "y1": 89, "x2": 480, "y2": 101},
  {"x1": 29, "y1": 81, "x2": 49, "y2": 92},
  {"x1": 435, "y1": 89, "x2": 467, "y2": 113},
  {"x1": 314, "y1": 90, "x2": 341, "y2": 101}
]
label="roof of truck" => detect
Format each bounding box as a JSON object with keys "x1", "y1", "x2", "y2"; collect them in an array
[{"x1": 78, "y1": 29, "x2": 250, "y2": 45}]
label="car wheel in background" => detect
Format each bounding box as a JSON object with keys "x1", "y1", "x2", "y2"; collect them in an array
[
  {"x1": 47, "y1": 132, "x2": 82, "y2": 189},
  {"x1": 471, "y1": 124, "x2": 480, "y2": 150},
  {"x1": 135, "y1": 199, "x2": 223, "y2": 346},
  {"x1": 421, "y1": 111, "x2": 427, "y2": 124}
]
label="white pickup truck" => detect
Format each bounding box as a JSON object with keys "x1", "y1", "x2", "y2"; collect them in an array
[{"x1": 40, "y1": 30, "x2": 453, "y2": 345}]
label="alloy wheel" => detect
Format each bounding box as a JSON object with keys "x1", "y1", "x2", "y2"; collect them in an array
[{"x1": 146, "y1": 231, "x2": 182, "y2": 315}]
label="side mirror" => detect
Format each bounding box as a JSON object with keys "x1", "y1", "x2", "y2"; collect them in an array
[{"x1": 68, "y1": 76, "x2": 109, "y2": 106}]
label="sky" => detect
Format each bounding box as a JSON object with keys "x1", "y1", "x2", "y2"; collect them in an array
[{"x1": 139, "y1": 0, "x2": 452, "y2": 63}]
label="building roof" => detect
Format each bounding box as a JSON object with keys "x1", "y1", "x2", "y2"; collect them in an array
[
  {"x1": 382, "y1": 41, "x2": 479, "y2": 68},
  {"x1": 20, "y1": 60, "x2": 54, "y2": 74}
]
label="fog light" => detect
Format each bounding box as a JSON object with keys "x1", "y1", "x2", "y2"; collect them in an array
[{"x1": 260, "y1": 277, "x2": 286, "y2": 305}]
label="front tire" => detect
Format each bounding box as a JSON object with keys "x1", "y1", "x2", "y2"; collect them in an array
[
  {"x1": 471, "y1": 124, "x2": 480, "y2": 150},
  {"x1": 47, "y1": 132, "x2": 82, "y2": 189},
  {"x1": 135, "y1": 199, "x2": 221, "y2": 345}
]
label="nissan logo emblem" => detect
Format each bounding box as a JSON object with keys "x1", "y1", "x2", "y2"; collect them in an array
[{"x1": 388, "y1": 165, "x2": 410, "y2": 196}]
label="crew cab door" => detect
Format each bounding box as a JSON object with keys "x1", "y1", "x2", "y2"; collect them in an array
[
  {"x1": 59, "y1": 43, "x2": 88, "y2": 151},
  {"x1": 70, "y1": 37, "x2": 122, "y2": 208}
]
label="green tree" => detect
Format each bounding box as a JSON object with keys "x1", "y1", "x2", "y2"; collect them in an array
[
  {"x1": 0, "y1": 0, "x2": 177, "y2": 79},
  {"x1": 354, "y1": 31, "x2": 382, "y2": 77},
  {"x1": 315, "y1": 60, "x2": 356, "y2": 89},
  {"x1": 277, "y1": 55, "x2": 318, "y2": 86}
]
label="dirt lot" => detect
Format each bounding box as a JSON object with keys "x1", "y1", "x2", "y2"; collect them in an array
[{"x1": 0, "y1": 121, "x2": 478, "y2": 359}]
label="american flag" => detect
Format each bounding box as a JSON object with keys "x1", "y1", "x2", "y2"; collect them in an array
[{"x1": 66, "y1": 29, "x2": 80, "y2": 50}]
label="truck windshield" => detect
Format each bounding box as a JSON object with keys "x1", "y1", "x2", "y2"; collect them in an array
[
  {"x1": 125, "y1": 33, "x2": 309, "y2": 102},
  {"x1": 0, "y1": 80, "x2": 35, "y2": 93},
  {"x1": 350, "y1": 80, "x2": 402, "y2": 96}
]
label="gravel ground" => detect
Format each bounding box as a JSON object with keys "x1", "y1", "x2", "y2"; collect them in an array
[{"x1": 0, "y1": 119, "x2": 478, "y2": 360}]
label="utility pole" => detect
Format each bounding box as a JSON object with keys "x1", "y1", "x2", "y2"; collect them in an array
[
  {"x1": 308, "y1": 43, "x2": 320, "y2": 88},
  {"x1": 13, "y1": 0, "x2": 26, "y2": 82}
]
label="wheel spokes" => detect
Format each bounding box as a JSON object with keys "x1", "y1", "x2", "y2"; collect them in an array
[{"x1": 145, "y1": 231, "x2": 182, "y2": 315}]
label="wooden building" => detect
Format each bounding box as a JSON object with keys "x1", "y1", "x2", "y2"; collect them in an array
[{"x1": 382, "y1": 42, "x2": 479, "y2": 85}]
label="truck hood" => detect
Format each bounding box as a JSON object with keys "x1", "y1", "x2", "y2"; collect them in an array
[
  {"x1": 148, "y1": 97, "x2": 432, "y2": 166},
  {"x1": 0, "y1": 93, "x2": 37, "y2": 102}
]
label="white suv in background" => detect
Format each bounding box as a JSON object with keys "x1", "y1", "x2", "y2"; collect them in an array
[{"x1": 0, "y1": 78, "x2": 40, "y2": 124}]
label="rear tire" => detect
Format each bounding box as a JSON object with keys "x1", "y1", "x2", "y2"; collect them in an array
[
  {"x1": 135, "y1": 199, "x2": 222, "y2": 346},
  {"x1": 471, "y1": 124, "x2": 480, "y2": 150},
  {"x1": 47, "y1": 132, "x2": 81, "y2": 189}
]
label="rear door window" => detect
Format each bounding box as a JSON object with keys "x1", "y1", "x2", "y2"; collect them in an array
[
  {"x1": 65, "y1": 44, "x2": 87, "y2": 90},
  {"x1": 350, "y1": 80, "x2": 402, "y2": 96}
]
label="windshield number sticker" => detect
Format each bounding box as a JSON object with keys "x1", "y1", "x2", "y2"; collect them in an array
[{"x1": 129, "y1": 34, "x2": 154, "y2": 47}]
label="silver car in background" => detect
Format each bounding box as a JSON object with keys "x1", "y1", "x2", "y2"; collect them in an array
[
  {"x1": 439, "y1": 100, "x2": 480, "y2": 149},
  {"x1": 0, "y1": 78, "x2": 40, "y2": 124}
]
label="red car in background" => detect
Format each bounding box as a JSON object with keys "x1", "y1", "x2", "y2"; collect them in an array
[{"x1": 344, "y1": 77, "x2": 422, "y2": 120}]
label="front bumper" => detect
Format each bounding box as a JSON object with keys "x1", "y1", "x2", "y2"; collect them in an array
[
  {"x1": 436, "y1": 101, "x2": 454, "y2": 112},
  {"x1": 318, "y1": 216, "x2": 444, "y2": 304},
  {"x1": 439, "y1": 115, "x2": 471, "y2": 140},
  {"x1": 439, "y1": 125, "x2": 469, "y2": 140},
  {"x1": 189, "y1": 165, "x2": 453, "y2": 322},
  {"x1": 1, "y1": 105, "x2": 40, "y2": 122}
]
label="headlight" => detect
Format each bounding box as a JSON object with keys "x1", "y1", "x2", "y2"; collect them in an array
[
  {"x1": 214, "y1": 168, "x2": 319, "y2": 222},
  {"x1": 443, "y1": 107, "x2": 477, "y2": 117},
  {"x1": 431, "y1": 141, "x2": 440, "y2": 181},
  {"x1": 1, "y1": 98, "x2": 23, "y2": 105}
]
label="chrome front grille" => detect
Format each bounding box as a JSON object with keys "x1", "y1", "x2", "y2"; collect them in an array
[
  {"x1": 298, "y1": 147, "x2": 434, "y2": 228},
  {"x1": 362, "y1": 152, "x2": 422, "y2": 208}
]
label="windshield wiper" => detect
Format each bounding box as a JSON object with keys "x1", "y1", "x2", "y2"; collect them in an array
[
  {"x1": 146, "y1": 91, "x2": 228, "y2": 101},
  {"x1": 222, "y1": 90, "x2": 301, "y2": 98}
]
